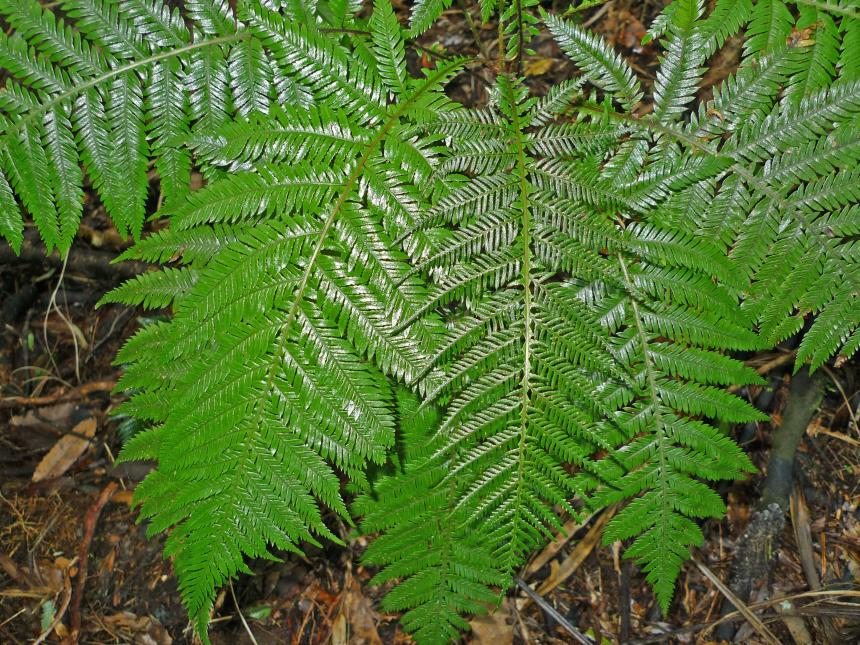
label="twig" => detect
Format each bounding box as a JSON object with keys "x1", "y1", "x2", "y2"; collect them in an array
[
  {"x1": 229, "y1": 580, "x2": 260, "y2": 645},
  {"x1": 629, "y1": 590, "x2": 860, "y2": 644},
  {"x1": 0, "y1": 379, "x2": 116, "y2": 408},
  {"x1": 514, "y1": 577, "x2": 595, "y2": 645},
  {"x1": 821, "y1": 364, "x2": 860, "y2": 435},
  {"x1": 43, "y1": 255, "x2": 80, "y2": 383},
  {"x1": 693, "y1": 557, "x2": 781, "y2": 645},
  {"x1": 0, "y1": 607, "x2": 26, "y2": 630},
  {"x1": 68, "y1": 481, "x2": 118, "y2": 644}
]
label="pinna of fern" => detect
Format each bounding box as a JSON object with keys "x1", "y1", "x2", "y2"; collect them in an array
[{"x1": 0, "y1": 0, "x2": 379, "y2": 254}]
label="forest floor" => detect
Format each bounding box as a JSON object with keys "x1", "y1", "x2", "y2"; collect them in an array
[{"x1": 2, "y1": 1, "x2": 860, "y2": 644}]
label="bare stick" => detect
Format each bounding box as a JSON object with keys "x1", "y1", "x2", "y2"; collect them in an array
[{"x1": 68, "y1": 481, "x2": 118, "y2": 644}]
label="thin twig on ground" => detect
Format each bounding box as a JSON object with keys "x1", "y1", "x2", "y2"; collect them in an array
[{"x1": 67, "y1": 481, "x2": 118, "y2": 644}]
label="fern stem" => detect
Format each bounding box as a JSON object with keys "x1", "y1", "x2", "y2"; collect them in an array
[
  {"x1": 514, "y1": 0, "x2": 526, "y2": 75},
  {"x1": 0, "y1": 33, "x2": 248, "y2": 143},
  {"x1": 617, "y1": 254, "x2": 670, "y2": 502},
  {"x1": 510, "y1": 76, "x2": 533, "y2": 572}
]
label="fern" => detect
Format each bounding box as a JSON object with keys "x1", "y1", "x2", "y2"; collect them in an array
[
  {"x1": 360, "y1": 72, "x2": 763, "y2": 638},
  {"x1": 2, "y1": 1, "x2": 858, "y2": 643}
]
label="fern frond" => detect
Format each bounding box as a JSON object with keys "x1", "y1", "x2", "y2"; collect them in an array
[
  {"x1": 408, "y1": 0, "x2": 453, "y2": 36},
  {"x1": 700, "y1": 0, "x2": 753, "y2": 56},
  {"x1": 652, "y1": 0, "x2": 706, "y2": 122},
  {"x1": 370, "y1": 0, "x2": 408, "y2": 97},
  {"x1": 379, "y1": 70, "x2": 762, "y2": 635},
  {"x1": 357, "y1": 391, "x2": 505, "y2": 645},
  {"x1": 543, "y1": 11, "x2": 643, "y2": 110},
  {"x1": 788, "y1": 5, "x2": 840, "y2": 99},
  {"x1": 99, "y1": 266, "x2": 199, "y2": 309},
  {"x1": 744, "y1": 0, "x2": 794, "y2": 59},
  {"x1": 108, "y1": 24, "x2": 463, "y2": 640},
  {"x1": 106, "y1": 72, "x2": 149, "y2": 237},
  {"x1": 228, "y1": 36, "x2": 273, "y2": 117},
  {"x1": 0, "y1": 168, "x2": 23, "y2": 252}
]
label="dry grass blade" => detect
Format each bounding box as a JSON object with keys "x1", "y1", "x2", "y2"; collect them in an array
[
  {"x1": 535, "y1": 506, "x2": 615, "y2": 597},
  {"x1": 692, "y1": 557, "x2": 781, "y2": 645},
  {"x1": 524, "y1": 512, "x2": 595, "y2": 577}
]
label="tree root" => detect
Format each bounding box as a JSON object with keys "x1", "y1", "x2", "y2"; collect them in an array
[{"x1": 714, "y1": 367, "x2": 825, "y2": 642}]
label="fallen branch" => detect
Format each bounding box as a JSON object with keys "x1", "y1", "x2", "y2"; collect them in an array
[
  {"x1": 67, "y1": 481, "x2": 119, "y2": 645},
  {"x1": 0, "y1": 380, "x2": 117, "y2": 409}
]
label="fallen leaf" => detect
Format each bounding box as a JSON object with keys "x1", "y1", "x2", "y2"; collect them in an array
[
  {"x1": 339, "y1": 573, "x2": 383, "y2": 645},
  {"x1": 469, "y1": 600, "x2": 513, "y2": 645},
  {"x1": 32, "y1": 417, "x2": 97, "y2": 482},
  {"x1": 11, "y1": 402, "x2": 76, "y2": 427},
  {"x1": 330, "y1": 612, "x2": 348, "y2": 645},
  {"x1": 104, "y1": 612, "x2": 173, "y2": 645},
  {"x1": 111, "y1": 489, "x2": 135, "y2": 506},
  {"x1": 524, "y1": 58, "x2": 553, "y2": 76}
]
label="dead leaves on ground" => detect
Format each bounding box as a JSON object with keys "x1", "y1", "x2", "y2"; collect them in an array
[{"x1": 32, "y1": 416, "x2": 97, "y2": 482}]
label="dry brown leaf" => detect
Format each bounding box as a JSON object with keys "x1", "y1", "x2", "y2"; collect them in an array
[
  {"x1": 469, "y1": 600, "x2": 513, "y2": 645},
  {"x1": 341, "y1": 574, "x2": 383, "y2": 645},
  {"x1": 32, "y1": 417, "x2": 97, "y2": 482},
  {"x1": 104, "y1": 612, "x2": 173, "y2": 645},
  {"x1": 524, "y1": 58, "x2": 553, "y2": 76},
  {"x1": 330, "y1": 612, "x2": 348, "y2": 645}
]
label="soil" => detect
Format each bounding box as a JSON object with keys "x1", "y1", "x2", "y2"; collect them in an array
[{"x1": 2, "y1": 1, "x2": 860, "y2": 644}]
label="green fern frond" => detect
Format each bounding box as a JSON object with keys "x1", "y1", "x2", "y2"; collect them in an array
[
  {"x1": 103, "y1": 17, "x2": 463, "y2": 639},
  {"x1": 744, "y1": 0, "x2": 794, "y2": 59},
  {"x1": 652, "y1": 0, "x2": 706, "y2": 122},
  {"x1": 377, "y1": 69, "x2": 764, "y2": 636},
  {"x1": 408, "y1": 0, "x2": 453, "y2": 36},
  {"x1": 356, "y1": 390, "x2": 506, "y2": 645},
  {"x1": 700, "y1": 0, "x2": 753, "y2": 56},
  {"x1": 543, "y1": 11, "x2": 643, "y2": 110}
]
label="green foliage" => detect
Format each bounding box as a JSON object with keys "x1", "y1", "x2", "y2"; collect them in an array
[{"x1": 2, "y1": 1, "x2": 858, "y2": 643}]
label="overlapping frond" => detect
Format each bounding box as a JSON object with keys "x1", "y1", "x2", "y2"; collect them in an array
[{"x1": 355, "y1": 391, "x2": 507, "y2": 644}]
